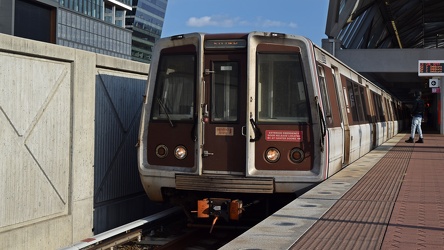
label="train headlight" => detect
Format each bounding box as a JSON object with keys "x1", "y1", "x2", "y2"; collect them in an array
[
  {"x1": 270, "y1": 32, "x2": 285, "y2": 38},
  {"x1": 290, "y1": 148, "x2": 305, "y2": 163},
  {"x1": 155, "y1": 145, "x2": 168, "y2": 158},
  {"x1": 174, "y1": 145, "x2": 187, "y2": 160},
  {"x1": 265, "y1": 147, "x2": 280, "y2": 163}
]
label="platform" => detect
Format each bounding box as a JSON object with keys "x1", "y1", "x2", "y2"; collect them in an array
[{"x1": 221, "y1": 133, "x2": 444, "y2": 249}]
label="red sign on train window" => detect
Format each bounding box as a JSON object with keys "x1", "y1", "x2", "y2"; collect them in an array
[{"x1": 265, "y1": 130, "x2": 303, "y2": 142}]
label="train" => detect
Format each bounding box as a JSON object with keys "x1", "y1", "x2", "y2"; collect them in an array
[{"x1": 137, "y1": 31, "x2": 405, "y2": 222}]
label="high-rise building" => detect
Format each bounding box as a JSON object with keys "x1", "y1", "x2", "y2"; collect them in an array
[
  {"x1": 0, "y1": 0, "x2": 168, "y2": 62},
  {"x1": 126, "y1": 0, "x2": 168, "y2": 63}
]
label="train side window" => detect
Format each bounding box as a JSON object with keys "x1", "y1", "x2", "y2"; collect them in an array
[
  {"x1": 358, "y1": 85, "x2": 369, "y2": 122},
  {"x1": 391, "y1": 102, "x2": 398, "y2": 120},
  {"x1": 346, "y1": 80, "x2": 359, "y2": 122},
  {"x1": 373, "y1": 93, "x2": 385, "y2": 122},
  {"x1": 346, "y1": 81, "x2": 366, "y2": 123},
  {"x1": 371, "y1": 92, "x2": 379, "y2": 122},
  {"x1": 379, "y1": 97, "x2": 386, "y2": 122},
  {"x1": 385, "y1": 99, "x2": 393, "y2": 121},
  {"x1": 317, "y1": 65, "x2": 332, "y2": 124},
  {"x1": 354, "y1": 85, "x2": 365, "y2": 122},
  {"x1": 151, "y1": 54, "x2": 195, "y2": 121},
  {"x1": 257, "y1": 53, "x2": 309, "y2": 123}
]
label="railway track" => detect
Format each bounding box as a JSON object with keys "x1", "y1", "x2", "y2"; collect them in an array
[
  {"x1": 120, "y1": 226, "x2": 247, "y2": 250},
  {"x1": 60, "y1": 207, "x2": 183, "y2": 250},
  {"x1": 60, "y1": 206, "x2": 249, "y2": 250}
]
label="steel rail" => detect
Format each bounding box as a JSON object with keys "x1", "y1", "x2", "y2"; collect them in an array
[{"x1": 59, "y1": 206, "x2": 182, "y2": 250}]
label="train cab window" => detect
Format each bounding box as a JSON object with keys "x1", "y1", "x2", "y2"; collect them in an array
[
  {"x1": 151, "y1": 54, "x2": 195, "y2": 121},
  {"x1": 211, "y1": 62, "x2": 239, "y2": 122},
  {"x1": 257, "y1": 53, "x2": 309, "y2": 123}
]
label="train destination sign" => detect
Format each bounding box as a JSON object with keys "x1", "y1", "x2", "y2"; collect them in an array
[
  {"x1": 418, "y1": 60, "x2": 444, "y2": 76},
  {"x1": 205, "y1": 39, "x2": 247, "y2": 49}
]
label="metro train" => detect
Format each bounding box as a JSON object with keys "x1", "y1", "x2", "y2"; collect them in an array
[{"x1": 137, "y1": 32, "x2": 405, "y2": 221}]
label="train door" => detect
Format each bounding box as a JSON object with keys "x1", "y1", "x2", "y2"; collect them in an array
[
  {"x1": 331, "y1": 67, "x2": 346, "y2": 166},
  {"x1": 332, "y1": 67, "x2": 350, "y2": 165},
  {"x1": 201, "y1": 53, "x2": 247, "y2": 173},
  {"x1": 317, "y1": 64, "x2": 344, "y2": 176},
  {"x1": 366, "y1": 89, "x2": 378, "y2": 149}
]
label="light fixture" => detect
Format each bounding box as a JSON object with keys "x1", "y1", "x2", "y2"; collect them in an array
[
  {"x1": 155, "y1": 145, "x2": 168, "y2": 158},
  {"x1": 290, "y1": 148, "x2": 304, "y2": 163},
  {"x1": 174, "y1": 145, "x2": 187, "y2": 160},
  {"x1": 265, "y1": 147, "x2": 280, "y2": 163}
]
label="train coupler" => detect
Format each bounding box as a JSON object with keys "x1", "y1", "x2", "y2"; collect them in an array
[{"x1": 197, "y1": 198, "x2": 243, "y2": 221}]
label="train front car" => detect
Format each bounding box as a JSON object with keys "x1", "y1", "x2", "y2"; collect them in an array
[{"x1": 138, "y1": 32, "x2": 327, "y2": 220}]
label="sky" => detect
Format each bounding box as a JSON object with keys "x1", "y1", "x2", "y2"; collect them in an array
[{"x1": 161, "y1": 0, "x2": 330, "y2": 46}]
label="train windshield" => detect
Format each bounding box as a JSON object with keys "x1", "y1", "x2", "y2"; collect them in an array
[
  {"x1": 151, "y1": 54, "x2": 195, "y2": 121},
  {"x1": 257, "y1": 53, "x2": 309, "y2": 123}
]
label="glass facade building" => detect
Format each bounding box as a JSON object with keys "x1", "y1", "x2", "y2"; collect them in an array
[
  {"x1": 57, "y1": 0, "x2": 133, "y2": 27},
  {"x1": 57, "y1": 8, "x2": 132, "y2": 58},
  {"x1": 55, "y1": 0, "x2": 133, "y2": 59},
  {"x1": 1, "y1": 0, "x2": 167, "y2": 62},
  {"x1": 56, "y1": 0, "x2": 168, "y2": 63},
  {"x1": 126, "y1": 0, "x2": 167, "y2": 63},
  {"x1": 58, "y1": 0, "x2": 104, "y2": 19}
]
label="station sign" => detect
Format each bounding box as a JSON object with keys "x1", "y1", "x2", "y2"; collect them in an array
[
  {"x1": 418, "y1": 60, "x2": 444, "y2": 76},
  {"x1": 429, "y1": 78, "x2": 440, "y2": 88}
]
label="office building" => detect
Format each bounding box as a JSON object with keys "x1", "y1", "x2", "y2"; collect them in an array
[
  {"x1": 0, "y1": 0, "x2": 167, "y2": 62},
  {"x1": 126, "y1": 0, "x2": 168, "y2": 63}
]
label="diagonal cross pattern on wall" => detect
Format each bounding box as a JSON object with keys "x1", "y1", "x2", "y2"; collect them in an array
[
  {"x1": 0, "y1": 53, "x2": 71, "y2": 228},
  {"x1": 93, "y1": 69, "x2": 147, "y2": 204}
]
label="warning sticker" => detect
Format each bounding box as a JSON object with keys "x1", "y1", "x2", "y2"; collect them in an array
[
  {"x1": 216, "y1": 127, "x2": 234, "y2": 136},
  {"x1": 265, "y1": 130, "x2": 302, "y2": 142}
]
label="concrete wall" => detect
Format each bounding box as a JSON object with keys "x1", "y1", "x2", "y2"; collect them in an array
[
  {"x1": 0, "y1": 33, "x2": 149, "y2": 249},
  {"x1": 93, "y1": 56, "x2": 165, "y2": 234}
]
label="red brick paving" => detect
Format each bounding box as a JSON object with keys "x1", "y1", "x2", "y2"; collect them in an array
[
  {"x1": 381, "y1": 134, "x2": 444, "y2": 249},
  {"x1": 291, "y1": 134, "x2": 444, "y2": 250}
]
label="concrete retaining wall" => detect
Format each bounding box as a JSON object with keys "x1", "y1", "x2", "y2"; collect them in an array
[
  {"x1": 93, "y1": 56, "x2": 165, "y2": 235},
  {"x1": 0, "y1": 33, "x2": 150, "y2": 249}
]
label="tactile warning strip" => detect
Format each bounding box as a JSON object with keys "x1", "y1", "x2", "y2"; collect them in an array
[{"x1": 291, "y1": 141, "x2": 413, "y2": 249}]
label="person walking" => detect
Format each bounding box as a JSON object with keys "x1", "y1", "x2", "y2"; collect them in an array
[{"x1": 405, "y1": 90, "x2": 425, "y2": 143}]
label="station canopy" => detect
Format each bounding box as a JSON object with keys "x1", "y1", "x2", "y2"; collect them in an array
[
  {"x1": 325, "y1": 0, "x2": 444, "y2": 103},
  {"x1": 326, "y1": 0, "x2": 444, "y2": 49}
]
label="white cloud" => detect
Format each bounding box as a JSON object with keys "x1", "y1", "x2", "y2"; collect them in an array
[
  {"x1": 288, "y1": 22, "x2": 298, "y2": 29},
  {"x1": 187, "y1": 16, "x2": 214, "y2": 27},
  {"x1": 261, "y1": 19, "x2": 286, "y2": 28},
  {"x1": 256, "y1": 17, "x2": 298, "y2": 29},
  {"x1": 187, "y1": 16, "x2": 237, "y2": 28}
]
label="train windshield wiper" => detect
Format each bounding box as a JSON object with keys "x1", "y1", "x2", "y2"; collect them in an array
[{"x1": 156, "y1": 98, "x2": 174, "y2": 128}]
